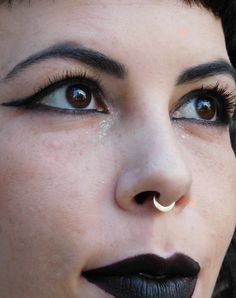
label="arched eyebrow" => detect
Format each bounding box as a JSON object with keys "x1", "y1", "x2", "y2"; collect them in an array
[
  {"x1": 2, "y1": 42, "x2": 127, "y2": 81},
  {"x1": 176, "y1": 60, "x2": 236, "y2": 85},
  {"x1": 2, "y1": 42, "x2": 235, "y2": 85}
]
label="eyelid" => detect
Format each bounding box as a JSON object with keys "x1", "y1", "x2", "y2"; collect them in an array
[
  {"x1": 171, "y1": 83, "x2": 236, "y2": 125},
  {"x1": 2, "y1": 70, "x2": 107, "y2": 108},
  {"x1": 176, "y1": 84, "x2": 234, "y2": 109}
]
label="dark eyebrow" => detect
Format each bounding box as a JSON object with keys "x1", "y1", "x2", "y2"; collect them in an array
[
  {"x1": 3, "y1": 42, "x2": 127, "y2": 81},
  {"x1": 177, "y1": 60, "x2": 236, "y2": 85}
]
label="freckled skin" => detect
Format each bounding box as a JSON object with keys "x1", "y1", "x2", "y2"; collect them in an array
[{"x1": 0, "y1": 1, "x2": 235, "y2": 297}]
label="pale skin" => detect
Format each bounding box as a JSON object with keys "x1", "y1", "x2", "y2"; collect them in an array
[{"x1": 0, "y1": 0, "x2": 235, "y2": 297}]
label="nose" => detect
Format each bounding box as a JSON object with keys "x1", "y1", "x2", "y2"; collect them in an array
[{"x1": 115, "y1": 116, "x2": 192, "y2": 213}]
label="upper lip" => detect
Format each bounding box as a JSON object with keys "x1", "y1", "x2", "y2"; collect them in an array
[{"x1": 83, "y1": 253, "x2": 200, "y2": 278}]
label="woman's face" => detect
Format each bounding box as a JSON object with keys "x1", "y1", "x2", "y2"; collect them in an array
[{"x1": 0, "y1": 0, "x2": 235, "y2": 297}]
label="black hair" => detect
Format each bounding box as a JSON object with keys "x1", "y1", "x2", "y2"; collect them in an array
[
  {"x1": 0, "y1": 0, "x2": 236, "y2": 297},
  {"x1": 183, "y1": 1, "x2": 236, "y2": 69}
]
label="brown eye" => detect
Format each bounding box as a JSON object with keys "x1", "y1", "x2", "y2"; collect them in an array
[
  {"x1": 172, "y1": 93, "x2": 219, "y2": 123},
  {"x1": 195, "y1": 97, "x2": 216, "y2": 120},
  {"x1": 35, "y1": 80, "x2": 108, "y2": 114},
  {"x1": 66, "y1": 85, "x2": 92, "y2": 109}
]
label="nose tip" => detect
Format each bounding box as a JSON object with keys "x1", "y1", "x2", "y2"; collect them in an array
[
  {"x1": 114, "y1": 147, "x2": 192, "y2": 214},
  {"x1": 114, "y1": 109, "x2": 193, "y2": 214}
]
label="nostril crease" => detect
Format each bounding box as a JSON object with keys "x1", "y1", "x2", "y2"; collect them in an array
[{"x1": 134, "y1": 191, "x2": 160, "y2": 205}]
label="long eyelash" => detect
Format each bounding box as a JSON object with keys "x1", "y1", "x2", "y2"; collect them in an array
[
  {"x1": 201, "y1": 82, "x2": 236, "y2": 116},
  {"x1": 38, "y1": 70, "x2": 103, "y2": 94},
  {"x1": 174, "y1": 82, "x2": 236, "y2": 126},
  {"x1": 2, "y1": 69, "x2": 105, "y2": 108}
]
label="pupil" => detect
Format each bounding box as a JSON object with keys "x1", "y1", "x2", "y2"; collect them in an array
[
  {"x1": 195, "y1": 98, "x2": 216, "y2": 120},
  {"x1": 66, "y1": 85, "x2": 91, "y2": 108}
]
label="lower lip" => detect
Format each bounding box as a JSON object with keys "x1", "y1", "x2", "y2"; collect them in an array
[{"x1": 84, "y1": 274, "x2": 198, "y2": 298}]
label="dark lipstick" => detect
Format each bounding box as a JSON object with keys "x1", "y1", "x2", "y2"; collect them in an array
[{"x1": 83, "y1": 253, "x2": 200, "y2": 298}]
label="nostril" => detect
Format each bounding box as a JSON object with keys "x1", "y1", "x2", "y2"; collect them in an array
[{"x1": 134, "y1": 191, "x2": 160, "y2": 205}]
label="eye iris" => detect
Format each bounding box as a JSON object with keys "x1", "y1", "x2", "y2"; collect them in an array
[
  {"x1": 195, "y1": 97, "x2": 216, "y2": 120},
  {"x1": 66, "y1": 85, "x2": 91, "y2": 108}
]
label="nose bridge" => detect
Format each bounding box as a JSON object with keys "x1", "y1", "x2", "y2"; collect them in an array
[
  {"x1": 115, "y1": 112, "x2": 192, "y2": 211},
  {"x1": 125, "y1": 108, "x2": 182, "y2": 167}
]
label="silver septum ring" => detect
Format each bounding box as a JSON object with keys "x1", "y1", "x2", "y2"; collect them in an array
[{"x1": 153, "y1": 195, "x2": 175, "y2": 212}]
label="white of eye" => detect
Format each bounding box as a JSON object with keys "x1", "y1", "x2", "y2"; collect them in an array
[{"x1": 40, "y1": 85, "x2": 97, "y2": 110}]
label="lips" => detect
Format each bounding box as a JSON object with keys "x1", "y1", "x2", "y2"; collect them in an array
[{"x1": 83, "y1": 253, "x2": 200, "y2": 298}]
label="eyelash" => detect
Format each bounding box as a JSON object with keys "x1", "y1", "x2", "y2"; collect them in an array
[
  {"x1": 2, "y1": 71, "x2": 236, "y2": 125},
  {"x1": 3, "y1": 70, "x2": 107, "y2": 115},
  {"x1": 173, "y1": 83, "x2": 236, "y2": 126}
]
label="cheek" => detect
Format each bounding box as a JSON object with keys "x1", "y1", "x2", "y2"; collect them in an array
[
  {"x1": 192, "y1": 142, "x2": 236, "y2": 225},
  {"x1": 187, "y1": 136, "x2": 236, "y2": 269},
  {"x1": 0, "y1": 125, "x2": 115, "y2": 286},
  {"x1": 182, "y1": 137, "x2": 236, "y2": 295}
]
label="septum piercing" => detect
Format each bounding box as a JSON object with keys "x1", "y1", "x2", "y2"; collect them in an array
[{"x1": 153, "y1": 194, "x2": 175, "y2": 212}]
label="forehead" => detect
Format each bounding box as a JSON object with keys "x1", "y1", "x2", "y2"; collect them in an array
[{"x1": 0, "y1": 0, "x2": 227, "y2": 80}]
